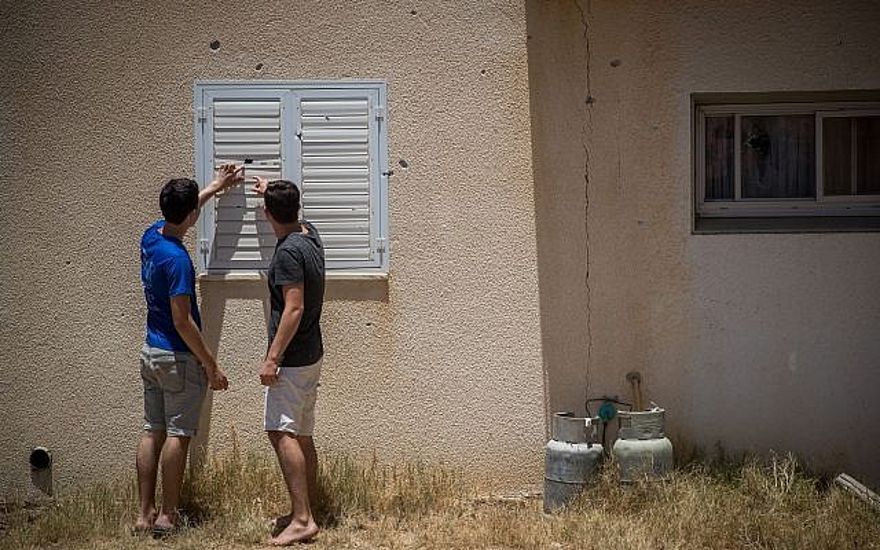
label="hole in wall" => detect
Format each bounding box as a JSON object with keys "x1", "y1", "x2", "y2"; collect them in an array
[
  {"x1": 210, "y1": 40, "x2": 221, "y2": 51},
  {"x1": 29, "y1": 447, "x2": 53, "y2": 496},
  {"x1": 29, "y1": 447, "x2": 52, "y2": 470}
]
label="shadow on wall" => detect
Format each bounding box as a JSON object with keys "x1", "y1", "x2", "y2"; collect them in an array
[
  {"x1": 198, "y1": 276, "x2": 390, "y2": 355},
  {"x1": 526, "y1": 0, "x2": 591, "y2": 431},
  {"x1": 189, "y1": 276, "x2": 389, "y2": 466},
  {"x1": 199, "y1": 279, "x2": 272, "y2": 353},
  {"x1": 191, "y1": 279, "x2": 271, "y2": 467}
]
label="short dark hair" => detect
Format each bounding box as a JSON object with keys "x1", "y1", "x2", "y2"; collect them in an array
[
  {"x1": 264, "y1": 180, "x2": 300, "y2": 224},
  {"x1": 160, "y1": 178, "x2": 199, "y2": 224}
]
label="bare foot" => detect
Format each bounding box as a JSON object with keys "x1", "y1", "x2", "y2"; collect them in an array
[
  {"x1": 152, "y1": 511, "x2": 178, "y2": 532},
  {"x1": 269, "y1": 519, "x2": 318, "y2": 546},
  {"x1": 271, "y1": 513, "x2": 292, "y2": 537},
  {"x1": 133, "y1": 509, "x2": 156, "y2": 533}
]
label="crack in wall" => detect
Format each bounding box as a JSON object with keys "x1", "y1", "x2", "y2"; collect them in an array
[{"x1": 574, "y1": 0, "x2": 593, "y2": 413}]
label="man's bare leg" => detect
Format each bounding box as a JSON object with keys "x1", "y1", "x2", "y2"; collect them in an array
[
  {"x1": 273, "y1": 435, "x2": 319, "y2": 532},
  {"x1": 154, "y1": 435, "x2": 191, "y2": 530},
  {"x1": 268, "y1": 431, "x2": 319, "y2": 545},
  {"x1": 135, "y1": 430, "x2": 166, "y2": 530},
  {"x1": 298, "y1": 436, "x2": 318, "y2": 509}
]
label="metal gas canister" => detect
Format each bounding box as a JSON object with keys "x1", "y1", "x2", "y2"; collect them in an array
[
  {"x1": 612, "y1": 407, "x2": 673, "y2": 482},
  {"x1": 543, "y1": 412, "x2": 604, "y2": 513}
]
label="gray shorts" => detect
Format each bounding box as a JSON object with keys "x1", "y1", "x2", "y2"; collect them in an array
[{"x1": 140, "y1": 345, "x2": 207, "y2": 437}]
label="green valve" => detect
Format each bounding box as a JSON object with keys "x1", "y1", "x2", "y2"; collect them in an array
[{"x1": 598, "y1": 401, "x2": 617, "y2": 422}]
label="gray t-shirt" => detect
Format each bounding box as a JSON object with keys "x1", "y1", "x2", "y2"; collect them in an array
[{"x1": 267, "y1": 221, "x2": 325, "y2": 367}]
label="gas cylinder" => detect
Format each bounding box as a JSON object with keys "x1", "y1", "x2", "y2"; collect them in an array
[
  {"x1": 543, "y1": 412, "x2": 603, "y2": 513},
  {"x1": 612, "y1": 407, "x2": 673, "y2": 482}
]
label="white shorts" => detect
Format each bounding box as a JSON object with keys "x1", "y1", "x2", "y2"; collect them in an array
[{"x1": 264, "y1": 359, "x2": 322, "y2": 435}]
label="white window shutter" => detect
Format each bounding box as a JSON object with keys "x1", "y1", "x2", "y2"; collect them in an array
[
  {"x1": 298, "y1": 91, "x2": 382, "y2": 269},
  {"x1": 195, "y1": 83, "x2": 388, "y2": 274}
]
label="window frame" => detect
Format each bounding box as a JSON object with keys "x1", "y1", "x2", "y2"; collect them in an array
[
  {"x1": 694, "y1": 101, "x2": 880, "y2": 220},
  {"x1": 193, "y1": 80, "x2": 389, "y2": 276}
]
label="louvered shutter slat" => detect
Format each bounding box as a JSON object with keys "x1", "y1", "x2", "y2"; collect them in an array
[
  {"x1": 216, "y1": 209, "x2": 263, "y2": 222},
  {"x1": 301, "y1": 100, "x2": 367, "y2": 115},
  {"x1": 214, "y1": 101, "x2": 280, "y2": 116},
  {"x1": 305, "y1": 207, "x2": 370, "y2": 221},
  {"x1": 214, "y1": 117, "x2": 280, "y2": 129},
  {"x1": 302, "y1": 142, "x2": 368, "y2": 155}
]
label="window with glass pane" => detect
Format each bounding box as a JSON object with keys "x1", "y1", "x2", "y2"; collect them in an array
[{"x1": 696, "y1": 99, "x2": 880, "y2": 227}]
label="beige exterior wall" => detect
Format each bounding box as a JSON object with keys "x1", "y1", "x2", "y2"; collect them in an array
[
  {"x1": 531, "y1": 0, "x2": 880, "y2": 484},
  {"x1": 0, "y1": 0, "x2": 546, "y2": 495}
]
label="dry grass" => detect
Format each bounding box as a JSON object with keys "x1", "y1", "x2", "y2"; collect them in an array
[{"x1": 1, "y1": 445, "x2": 878, "y2": 549}]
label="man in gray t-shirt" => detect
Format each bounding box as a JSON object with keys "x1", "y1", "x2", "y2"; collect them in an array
[
  {"x1": 267, "y1": 222, "x2": 325, "y2": 367},
  {"x1": 253, "y1": 177, "x2": 325, "y2": 545}
]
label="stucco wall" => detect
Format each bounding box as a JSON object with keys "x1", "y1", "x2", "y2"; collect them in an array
[
  {"x1": 0, "y1": 0, "x2": 545, "y2": 496},
  {"x1": 541, "y1": 0, "x2": 880, "y2": 483}
]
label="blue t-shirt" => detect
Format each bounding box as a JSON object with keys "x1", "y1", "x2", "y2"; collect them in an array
[{"x1": 141, "y1": 220, "x2": 201, "y2": 352}]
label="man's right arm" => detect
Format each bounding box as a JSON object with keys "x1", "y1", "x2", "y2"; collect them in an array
[{"x1": 170, "y1": 295, "x2": 229, "y2": 391}]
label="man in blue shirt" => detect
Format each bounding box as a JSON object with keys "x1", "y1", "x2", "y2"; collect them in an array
[{"x1": 136, "y1": 164, "x2": 242, "y2": 535}]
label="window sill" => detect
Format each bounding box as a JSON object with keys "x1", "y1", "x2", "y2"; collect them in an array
[
  {"x1": 694, "y1": 216, "x2": 880, "y2": 234},
  {"x1": 198, "y1": 271, "x2": 389, "y2": 282}
]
